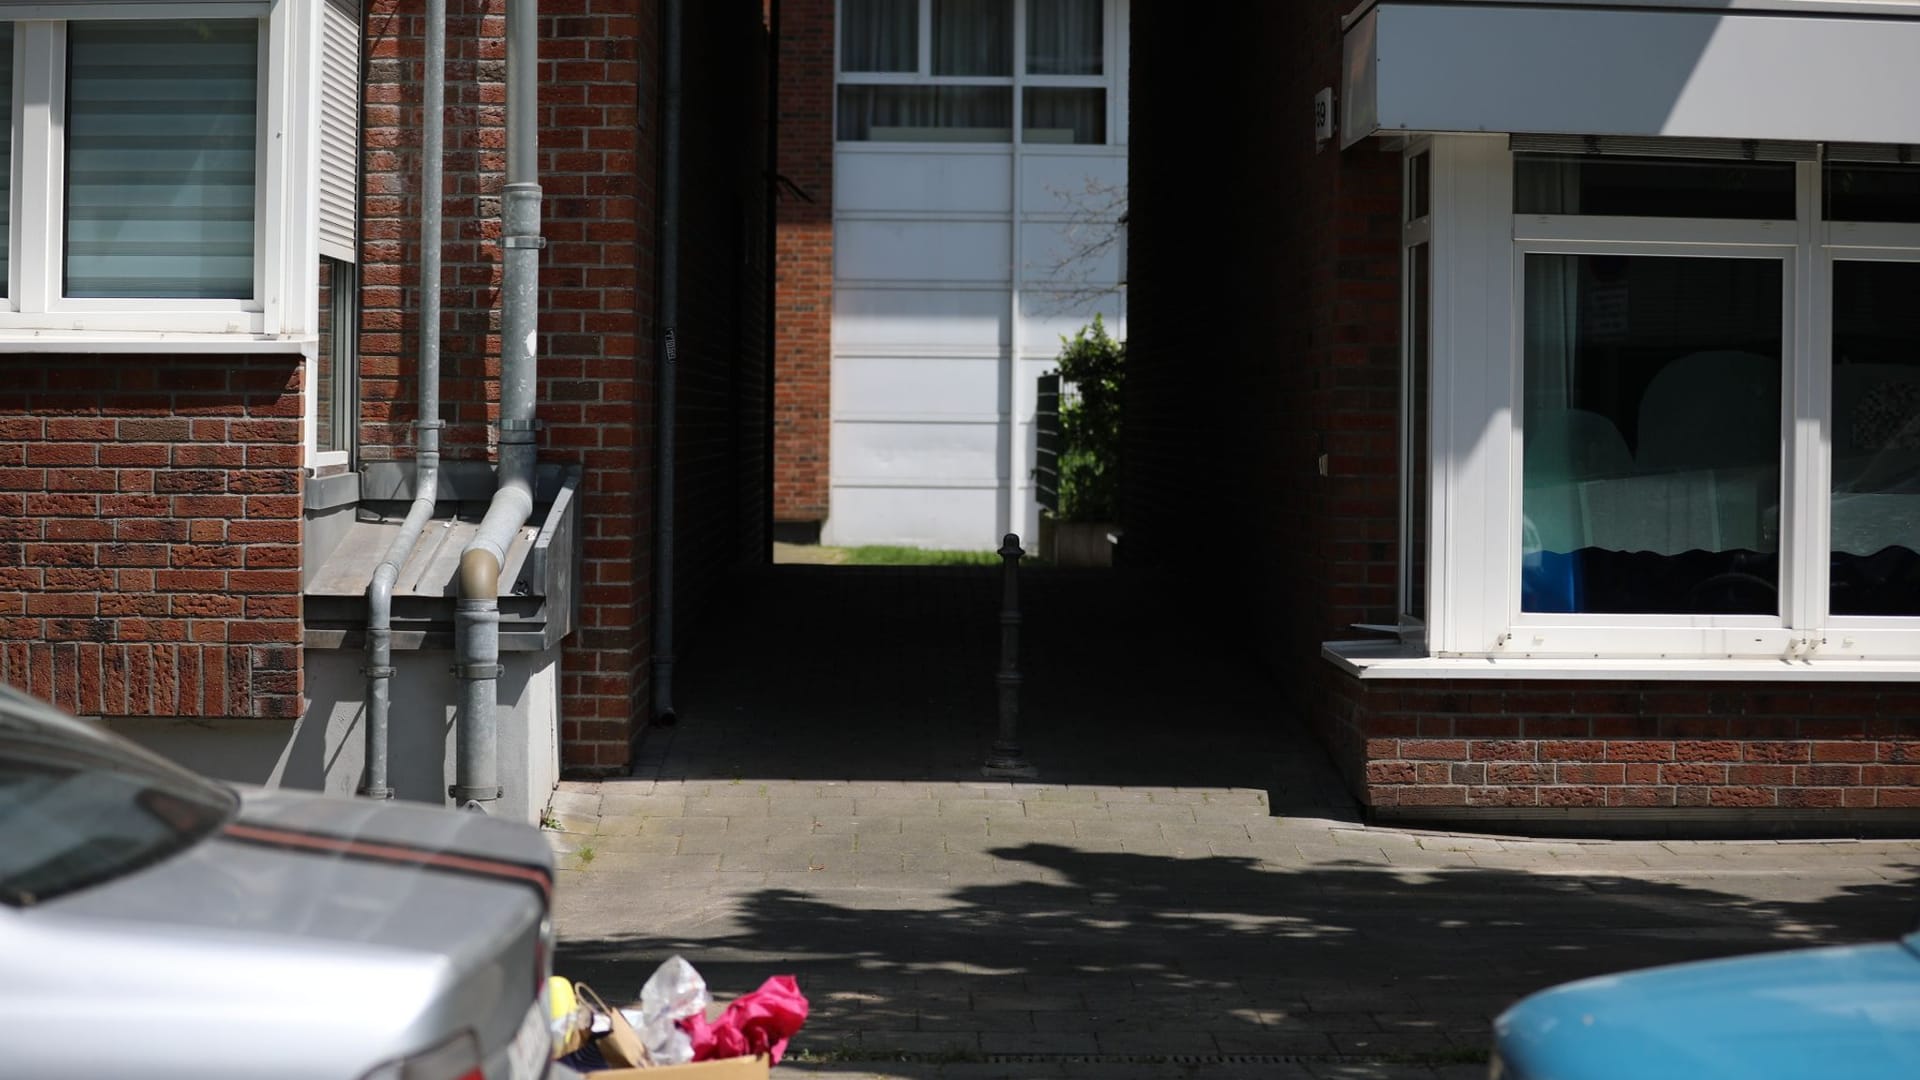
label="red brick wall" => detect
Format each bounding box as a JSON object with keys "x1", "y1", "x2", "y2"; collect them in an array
[
  {"x1": 362, "y1": 0, "x2": 767, "y2": 772},
  {"x1": 0, "y1": 355, "x2": 304, "y2": 719},
  {"x1": 1325, "y1": 676, "x2": 1920, "y2": 812},
  {"x1": 362, "y1": 0, "x2": 658, "y2": 771},
  {"x1": 771, "y1": 0, "x2": 833, "y2": 526}
]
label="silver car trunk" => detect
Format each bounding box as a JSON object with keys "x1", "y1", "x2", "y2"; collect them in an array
[{"x1": 0, "y1": 789, "x2": 551, "y2": 1080}]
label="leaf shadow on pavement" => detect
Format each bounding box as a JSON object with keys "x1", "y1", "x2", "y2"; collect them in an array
[{"x1": 557, "y1": 841, "x2": 1920, "y2": 1068}]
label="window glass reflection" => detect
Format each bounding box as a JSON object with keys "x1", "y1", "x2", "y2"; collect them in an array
[
  {"x1": 1515, "y1": 155, "x2": 1795, "y2": 220},
  {"x1": 1831, "y1": 260, "x2": 1920, "y2": 616},
  {"x1": 1522, "y1": 254, "x2": 1783, "y2": 615}
]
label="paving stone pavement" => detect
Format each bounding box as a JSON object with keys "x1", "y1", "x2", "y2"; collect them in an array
[{"x1": 548, "y1": 567, "x2": 1920, "y2": 1079}]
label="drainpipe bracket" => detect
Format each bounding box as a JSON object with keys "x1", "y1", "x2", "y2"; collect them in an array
[
  {"x1": 452, "y1": 662, "x2": 506, "y2": 679},
  {"x1": 361, "y1": 665, "x2": 397, "y2": 679},
  {"x1": 499, "y1": 418, "x2": 543, "y2": 432},
  {"x1": 502, "y1": 235, "x2": 547, "y2": 249},
  {"x1": 414, "y1": 419, "x2": 447, "y2": 430}
]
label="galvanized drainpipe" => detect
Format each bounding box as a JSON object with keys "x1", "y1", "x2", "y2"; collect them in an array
[
  {"x1": 453, "y1": 0, "x2": 543, "y2": 808},
  {"x1": 650, "y1": 0, "x2": 683, "y2": 726},
  {"x1": 362, "y1": 0, "x2": 447, "y2": 801}
]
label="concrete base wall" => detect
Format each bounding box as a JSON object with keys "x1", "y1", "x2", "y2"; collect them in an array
[{"x1": 110, "y1": 646, "x2": 560, "y2": 825}]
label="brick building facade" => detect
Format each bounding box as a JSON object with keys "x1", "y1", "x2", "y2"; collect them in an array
[
  {"x1": 770, "y1": 0, "x2": 832, "y2": 535},
  {"x1": 1127, "y1": 0, "x2": 1920, "y2": 832},
  {"x1": 0, "y1": 0, "x2": 769, "y2": 810}
]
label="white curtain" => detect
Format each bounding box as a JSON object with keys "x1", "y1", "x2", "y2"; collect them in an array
[
  {"x1": 1023, "y1": 88, "x2": 1104, "y2": 144},
  {"x1": 1518, "y1": 161, "x2": 1582, "y2": 411},
  {"x1": 841, "y1": 0, "x2": 917, "y2": 72},
  {"x1": 1027, "y1": 0, "x2": 1101, "y2": 75},
  {"x1": 837, "y1": 85, "x2": 1012, "y2": 141},
  {"x1": 932, "y1": 0, "x2": 1011, "y2": 75}
]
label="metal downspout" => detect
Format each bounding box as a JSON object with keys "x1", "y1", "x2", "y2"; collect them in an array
[
  {"x1": 363, "y1": 0, "x2": 447, "y2": 800},
  {"x1": 454, "y1": 0, "x2": 543, "y2": 808},
  {"x1": 650, "y1": 0, "x2": 683, "y2": 726}
]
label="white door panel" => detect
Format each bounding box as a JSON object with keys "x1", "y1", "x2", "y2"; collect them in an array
[
  {"x1": 833, "y1": 287, "x2": 1011, "y2": 350},
  {"x1": 834, "y1": 355, "x2": 1005, "y2": 417},
  {"x1": 1018, "y1": 220, "x2": 1125, "y2": 290},
  {"x1": 837, "y1": 150, "x2": 1014, "y2": 215},
  {"x1": 832, "y1": 418, "x2": 1008, "y2": 483},
  {"x1": 824, "y1": 486, "x2": 1004, "y2": 551},
  {"x1": 1019, "y1": 152, "x2": 1127, "y2": 215},
  {"x1": 837, "y1": 220, "x2": 1012, "y2": 284}
]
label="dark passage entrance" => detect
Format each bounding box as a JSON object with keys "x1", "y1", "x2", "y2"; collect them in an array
[{"x1": 644, "y1": 565, "x2": 1356, "y2": 814}]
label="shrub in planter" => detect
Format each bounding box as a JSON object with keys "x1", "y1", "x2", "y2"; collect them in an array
[{"x1": 1046, "y1": 316, "x2": 1123, "y2": 565}]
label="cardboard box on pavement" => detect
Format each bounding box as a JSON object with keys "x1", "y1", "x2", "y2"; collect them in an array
[{"x1": 588, "y1": 1055, "x2": 772, "y2": 1079}]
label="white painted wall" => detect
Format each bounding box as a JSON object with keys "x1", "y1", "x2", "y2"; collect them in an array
[
  {"x1": 826, "y1": 144, "x2": 1128, "y2": 551},
  {"x1": 110, "y1": 647, "x2": 561, "y2": 826}
]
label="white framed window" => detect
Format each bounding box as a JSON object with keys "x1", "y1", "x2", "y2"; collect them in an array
[
  {"x1": 0, "y1": 0, "x2": 334, "y2": 345},
  {"x1": 312, "y1": 254, "x2": 355, "y2": 469},
  {"x1": 1409, "y1": 135, "x2": 1920, "y2": 668},
  {"x1": 835, "y1": 0, "x2": 1118, "y2": 146},
  {"x1": 306, "y1": 0, "x2": 359, "y2": 473}
]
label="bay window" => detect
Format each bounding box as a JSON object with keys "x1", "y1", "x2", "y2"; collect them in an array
[
  {"x1": 1398, "y1": 135, "x2": 1920, "y2": 667},
  {"x1": 0, "y1": 0, "x2": 338, "y2": 345},
  {"x1": 836, "y1": 0, "x2": 1117, "y2": 146}
]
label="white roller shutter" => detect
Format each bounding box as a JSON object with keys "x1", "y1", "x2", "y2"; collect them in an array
[{"x1": 318, "y1": 0, "x2": 360, "y2": 263}]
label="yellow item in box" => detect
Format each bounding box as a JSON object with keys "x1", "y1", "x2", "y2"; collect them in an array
[
  {"x1": 589, "y1": 1054, "x2": 773, "y2": 1078},
  {"x1": 548, "y1": 976, "x2": 579, "y2": 1023}
]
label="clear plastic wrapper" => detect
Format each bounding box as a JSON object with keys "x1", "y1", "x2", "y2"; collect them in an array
[{"x1": 631, "y1": 955, "x2": 711, "y2": 1066}]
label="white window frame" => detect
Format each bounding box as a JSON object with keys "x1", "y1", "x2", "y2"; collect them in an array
[
  {"x1": 1396, "y1": 142, "x2": 1431, "y2": 647},
  {"x1": 1416, "y1": 135, "x2": 1920, "y2": 667},
  {"x1": 834, "y1": 0, "x2": 1121, "y2": 149},
  {"x1": 0, "y1": 0, "x2": 320, "y2": 347},
  {"x1": 309, "y1": 255, "x2": 354, "y2": 473}
]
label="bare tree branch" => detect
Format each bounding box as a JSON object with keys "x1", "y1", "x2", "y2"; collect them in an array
[{"x1": 1025, "y1": 178, "x2": 1128, "y2": 316}]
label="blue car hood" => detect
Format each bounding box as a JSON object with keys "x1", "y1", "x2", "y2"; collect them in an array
[{"x1": 1495, "y1": 935, "x2": 1920, "y2": 1080}]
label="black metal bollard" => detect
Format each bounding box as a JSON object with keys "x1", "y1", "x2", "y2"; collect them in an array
[{"x1": 984, "y1": 533, "x2": 1036, "y2": 776}]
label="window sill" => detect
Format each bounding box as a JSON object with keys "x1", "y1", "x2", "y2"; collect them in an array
[
  {"x1": 0, "y1": 331, "x2": 310, "y2": 354},
  {"x1": 304, "y1": 468, "x2": 360, "y2": 512},
  {"x1": 1322, "y1": 639, "x2": 1920, "y2": 681}
]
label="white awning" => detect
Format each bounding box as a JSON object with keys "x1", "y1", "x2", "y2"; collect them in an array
[{"x1": 1342, "y1": 1, "x2": 1920, "y2": 149}]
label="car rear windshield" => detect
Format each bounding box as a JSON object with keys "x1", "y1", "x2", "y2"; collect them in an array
[{"x1": 0, "y1": 698, "x2": 236, "y2": 906}]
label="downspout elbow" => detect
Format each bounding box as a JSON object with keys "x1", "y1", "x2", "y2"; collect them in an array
[{"x1": 458, "y1": 547, "x2": 501, "y2": 603}]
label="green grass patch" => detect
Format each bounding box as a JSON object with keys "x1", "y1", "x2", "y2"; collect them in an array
[{"x1": 840, "y1": 545, "x2": 1004, "y2": 566}]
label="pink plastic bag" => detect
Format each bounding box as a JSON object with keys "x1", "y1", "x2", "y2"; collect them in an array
[{"x1": 680, "y1": 975, "x2": 809, "y2": 1065}]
